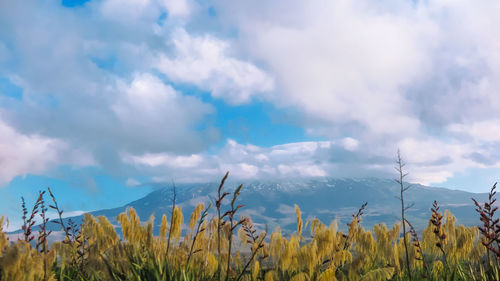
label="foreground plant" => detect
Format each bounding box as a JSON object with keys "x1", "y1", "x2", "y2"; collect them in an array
[
  {"x1": 395, "y1": 150, "x2": 414, "y2": 281},
  {"x1": 472, "y1": 182, "x2": 500, "y2": 263},
  {"x1": 1, "y1": 173, "x2": 500, "y2": 280}
]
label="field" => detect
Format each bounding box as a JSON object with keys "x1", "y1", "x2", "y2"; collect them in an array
[{"x1": 1, "y1": 173, "x2": 499, "y2": 281}]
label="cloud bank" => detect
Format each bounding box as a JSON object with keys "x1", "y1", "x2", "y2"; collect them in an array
[{"x1": 0, "y1": 0, "x2": 499, "y2": 189}]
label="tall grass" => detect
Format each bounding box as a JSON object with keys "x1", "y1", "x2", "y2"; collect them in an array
[{"x1": 0, "y1": 174, "x2": 499, "y2": 280}]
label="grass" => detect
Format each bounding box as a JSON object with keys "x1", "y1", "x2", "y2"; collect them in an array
[{"x1": 1, "y1": 166, "x2": 500, "y2": 280}]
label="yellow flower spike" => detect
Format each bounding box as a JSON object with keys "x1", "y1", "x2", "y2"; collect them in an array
[
  {"x1": 392, "y1": 243, "x2": 400, "y2": 273},
  {"x1": 171, "y1": 206, "x2": 184, "y2": 241},
  {"x1": 235, "y1": 250, "x2": 242, "y2": 268},
  {"x1": 252, "y1": 260, "x2": 260, "y2": 280},
  {"x1": 270, "y1": 227, "x2": 283, "y2": 260},
  {"x1": 470, "y1": 227, "x2": 486, "y2": 262},
  {"x1": 206, "y1": 252, "x2": 218, "y2": 275},
  {"x1": 0, "y1": 216, "x2": 8, "y2": 254},
  {"x1": 289, "y1": 272, "x2": 308, "y2": 281},
  {"x1": 432, "y1": 260, "x2": 444, "y2": 280},
  {"x1": 3, "y1": 186, "x2": 499, "y2": 281},
  {"x1": 373, "y1": 223, "x2": 400, "y2": 266},
  {"x1": 0, "y1": 242, "x2": 47, "y2": 281},
  {"x1": 295, "y1": 204, "x2": 303, "y2": 238},
  {"x1": 145, "y1": 214, "x2": 154, "y2": 247},
  {"x1": 319, "y1": 268, "x2": 337, "y2": 281},
  {"x1": 96, "y1": 215, "x2": 119, "y2": 252},
  {"x1": 359, "y1": 267, "x2": 395, "y2": 281},
  {"x1": 160, "y1": 214, "x2": 168, "y2": 240},
  {"x1": 189, "y1": 203, "x2": 205, "y2": 230},
  {"x1": 238, "y1": 224, "x2": 248, "y2": 248},
  {"x1": 309, "y1": 218, "x2": 322, "y2": 238},
  {"x1": 264, "y1": 270, "x2": 275, "y2": 281},
  {"x1": 117, "y1": 208, "x2": 135, "y2": 242}
]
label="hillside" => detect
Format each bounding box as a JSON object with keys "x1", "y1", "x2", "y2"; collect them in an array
[{"x1": 11, "y1": 178, "x2": 489, "y2": 237}]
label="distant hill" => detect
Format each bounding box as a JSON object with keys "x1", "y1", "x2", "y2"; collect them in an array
[{"x1": 10, "y1": 178, "x2": 489, "y2": 237}]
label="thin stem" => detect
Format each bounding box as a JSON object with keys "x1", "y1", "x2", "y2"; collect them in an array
[
  {"x1": 48, "y1": 187, "x2": 73, "y2": 245},
  {"x1": 235, "y1": 225, "x2": 267, "y2": 281},
  {"x1": 396, "y1": 150, "x2": 412, "y2": 281},
  {"x1": 225, "y1": 184, "x2": 244, "y2": 281},
  {"x1": 186, "y1": 204, "x2": 211, "y2": 269},
  {"x1": 166, "y1": 181, "x2": 177, "y2": 257},
  {"x1": 216, "y1": 172, "x2": 229, "y2": 281}
]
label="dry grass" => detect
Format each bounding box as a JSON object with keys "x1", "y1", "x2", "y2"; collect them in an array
[{"x1": 0, "y1": 174, "x2": 500, "y2": 280}]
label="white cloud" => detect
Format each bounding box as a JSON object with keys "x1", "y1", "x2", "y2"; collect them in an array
[
  {"x1": 112, "y1": 73, "x2": 212, "y2": 129},
  {"x1": 0, "y1": 0, "x2": 218, "y2": 183},
  {"x1": 122, "y1": 134, "x2": 486, "y2": 186},
  {"x1": 126, "y1": 178, "x2": 141, "y2": 187},
  {"x1": 230, "y1": 163, "x2": 259, "y2": 179},
  {"x1": 396, "y1": 137, "x2": 472, "y2": 184},
  {"x1": 341, "y1": 137, "x2": 359, "y2": 151},
  {"x1": 159, "y1": 0, "x2": 191, "y2": 18},
  {"x1": 270, "y1": 141, "x2": 331, "y2": 156},
  {"x1": 0, "y1": 118, "x2": 93, "y2": 185},
  {"x1": 448, "y1": 120, "x2": 500, "y2": 143},
  {"x1": 125, "y1": 152, "x2": 203, "y2": 168},
  {"x1": 278, "y1": 164, "x2": 327, "y2": 177},
  {"x1": 0, "y1": 119, "x2": 62, "y2": 184},
  {"x1": 155, "y1": 29, "x2": 274, "y2": 104},
  {"x1": 2, "y1": 0, "x2": 500, "y2": 192},
  {"x1": 125, "y1": 136, "x2": 483, "y2": 185},
  {"x1": 200, "y1": 0, "x2": 500, "y2": 185},
  {"x1": 123, "y1": 139, "x2": 336, "y2": 182},
  {"x1": 110, "y1": 73, "x2": 215, "y2": 154},
  {"x1": 215, "y1": 0, "x2": 437, "y2": 136}
]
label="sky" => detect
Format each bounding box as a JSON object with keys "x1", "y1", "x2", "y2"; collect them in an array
[{"x1": 1, "y1": 0, "x2": 500, "y2": 229}]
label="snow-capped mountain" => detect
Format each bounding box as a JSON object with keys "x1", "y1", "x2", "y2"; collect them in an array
[{"x1": 12, "y1": 178, "x2": 490, "y2": 236}]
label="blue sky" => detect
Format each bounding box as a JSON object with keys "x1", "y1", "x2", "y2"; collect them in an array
[{"x1": 1, "y1": 0, "x2": 500, "y2": 229}]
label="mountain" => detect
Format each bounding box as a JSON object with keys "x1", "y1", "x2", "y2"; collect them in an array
[{"x1": 10, "y1": 178, "x2": 490, "y2": 237}]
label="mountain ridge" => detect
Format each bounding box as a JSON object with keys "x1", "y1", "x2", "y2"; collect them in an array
[{"x1": 9, "y1": 177, "x2": 489, "y2": 237}]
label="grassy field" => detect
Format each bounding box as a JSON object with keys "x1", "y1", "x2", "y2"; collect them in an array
[{"x1": 1, "y1": 172, "x2": 499, "y2": 281}]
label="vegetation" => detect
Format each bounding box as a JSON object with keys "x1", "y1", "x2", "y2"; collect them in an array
[{"x1": 1, "y1": 171, "x2": 500, "y2": 280}]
